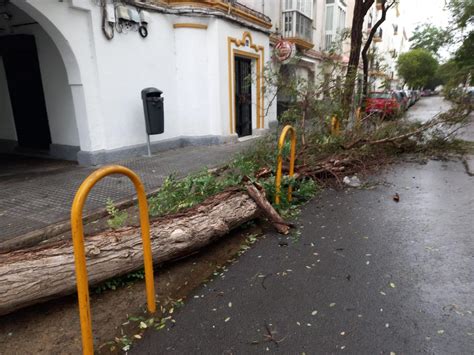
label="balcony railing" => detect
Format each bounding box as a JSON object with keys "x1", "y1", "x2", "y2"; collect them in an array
[{"x1": 282, "y1": 10, "x2": 313, "y2": 44}]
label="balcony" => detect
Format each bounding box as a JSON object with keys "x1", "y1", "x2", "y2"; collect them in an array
[{"x1": 282, "y1": 10, "x2": 314, "y2": 49}]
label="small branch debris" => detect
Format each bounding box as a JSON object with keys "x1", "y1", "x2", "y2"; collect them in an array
[{"x1": 246, "y1": 182, "x2": 292, "y2": 234}]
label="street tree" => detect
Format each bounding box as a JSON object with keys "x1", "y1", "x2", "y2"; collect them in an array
[
  {"x1": 447, "y1": 0, "x2": 474, "y2": 29},
  {"x1": 397, "y1": 49, "x2": 439, "y2": 88},
  {"x1": 361, "y1": 0, "x2": 397, "y2": 99},
  {"x1": 409, "y1": 24, "x2": 452, "y2": 55},
  {"x1": 441, "y1": 0, "x2": 474, "y2": 90},
  {"x1": 342, "y1": 0, "x2": 375, "y2": 119},
  {"x1": 454, "y1": 31, "x2": 474, "y2": 69},
  {"x1": 393, "y1": 0, "x2": 473, "y2": 94}
]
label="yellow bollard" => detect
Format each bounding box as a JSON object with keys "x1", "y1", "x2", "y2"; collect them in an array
[
  {"x1": 275, "y1": 125, "x2": 297, "y2": 205},
  {"x1": 331, "y1": 116, "x2": 340, "y2": 136},
  {"x1": 71, "y1": 165, "x2": 156, "y2": 355},
  {"x1": 355, "y1": 107, "x2": 362, "y2": 125}
]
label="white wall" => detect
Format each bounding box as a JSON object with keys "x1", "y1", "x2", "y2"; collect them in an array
[
  {"x1": 35, "y1": 25, "x2": 79, "y2": 146},
  {"x1": 88, "y1": 5, "x2": 275, "y2": 146},
  {"x1": 11, "y1": 1, "x2": 276, "y2": 160},
  {"x1": 174, "y1": 19, "x2": 213, "y2": 136},
  {"x1": 0, "y1": 56, "x2": 17, "y2": 141},
  {"x1": 89, "y1": 10, "x2": 177, "y2": 149}
]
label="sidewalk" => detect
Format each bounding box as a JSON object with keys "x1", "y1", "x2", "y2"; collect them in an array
[{"x1": 0, "y1": 141, "x2": 254, "y2": 250}]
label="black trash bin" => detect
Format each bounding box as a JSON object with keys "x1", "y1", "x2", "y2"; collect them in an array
[{"x1": 141, "y1": 88, "x2": 164, "y2": 135}]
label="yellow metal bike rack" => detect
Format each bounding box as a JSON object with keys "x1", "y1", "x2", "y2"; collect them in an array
[
  {"x1": 331, "y1": 115, "x2": 340, "y2": 136},
  {"x1": 71, "y1": 165, "x2": 156, "y2": 355},
  {"x1": 355, "y1": 107, "x2": 362, "y2": 125},
  {"x1": 275, "y1": 125, "x2": 297, "y2": 205}
]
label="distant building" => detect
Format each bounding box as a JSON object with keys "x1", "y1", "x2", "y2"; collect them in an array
[
  {"x1": 240, "y1": 0, "x2": 355, "y2": 86},
  {"x1": 365, "y1": 0, "x2": 410, "y2": 91},
  {"x1": 0, "y1": 0, "x2": 276, "y2": 165},
  {"x1": 239, "y1": 0, "x2": 409, "y2": 104}
]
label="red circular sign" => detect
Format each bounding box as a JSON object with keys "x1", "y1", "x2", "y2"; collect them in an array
[{"x1": 275, "y1": 40, "x2": 294, "y2": 62}]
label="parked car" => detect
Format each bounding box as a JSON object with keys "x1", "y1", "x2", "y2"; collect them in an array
[
  {"x1": 405, "y1": 90, "x2": 416, "y2": 107},
  {"x1": 414, "y1": 90, "x2": 421, "y2": 101},
  {"x1": 365, "y1": 91, "x2": 401, "y2": 117},
  {"x1": 393, "y1": 91, "x2": 406, "y2": 110},
  {"x1": 394, "y1": 90, "x2": 409, "y2": 111}
]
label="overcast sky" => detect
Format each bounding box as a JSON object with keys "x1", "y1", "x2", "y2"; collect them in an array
[{"x1": 402, "y1": 0, "x2": 449, "y2": 36}]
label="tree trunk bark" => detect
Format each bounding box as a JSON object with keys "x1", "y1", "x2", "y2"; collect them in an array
[
  {"x1": 362, "y1": 50, "x2": 370, "y2": 102},
  {"x1": 0, "y1": 190, "x2": 260, "y2": 316},
  {"x1": 342, "y1": 0, "x2": 375, "y2": 119},
  {"x1": 362, "y1": 1, "x2": 394, "y2": 100}
]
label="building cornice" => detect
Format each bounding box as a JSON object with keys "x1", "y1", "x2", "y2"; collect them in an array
[{"x1": 131, "y1": 0, "x2": 272, "y2": 33}]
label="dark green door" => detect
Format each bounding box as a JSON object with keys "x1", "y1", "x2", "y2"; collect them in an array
[
  {"x1": 234, "y1": 57, "x2": 252, "y2": 137},
  {"x1": 0, "y1": 34, "x2": 51, "y2": 150}
]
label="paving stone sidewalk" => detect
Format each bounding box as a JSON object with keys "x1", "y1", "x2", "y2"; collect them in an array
[{"x1": 0, "y1": 141, "x2": 254, "y2": 248}]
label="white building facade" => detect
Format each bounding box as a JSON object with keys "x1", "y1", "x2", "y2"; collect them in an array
[
  {"x1": 0, "y1": 0, "x2": 276, "y2": 165},
  {"x1": 240, "y1": 0, "x2": 409, "y2": 98},
  {"x1": 240, "y1": 0, "x2": 356, "y2": 85},
  {"x1": 366, "y1": 0, "x2": 410, "y2": 91}
]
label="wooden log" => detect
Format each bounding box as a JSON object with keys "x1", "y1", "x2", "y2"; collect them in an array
[{"x1": 0, "y1": 190, "x2": 260, "y2": 316}]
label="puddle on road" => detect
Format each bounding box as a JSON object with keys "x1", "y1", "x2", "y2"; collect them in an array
[{"x1": 0, "y1": 223, "x2": 265, "y2": 355}]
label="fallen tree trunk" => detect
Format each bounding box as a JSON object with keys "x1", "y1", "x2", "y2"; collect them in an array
[{"x1": 0, "y1": 189, "x2": 260, "y2": 316}]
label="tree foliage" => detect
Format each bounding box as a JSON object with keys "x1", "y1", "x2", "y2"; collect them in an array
[
  {"x1": 397, "y1": 49, "x2": 439, "y2": 88},
  {"x1": 447, "y1": 0, "x2": 474, "y2": 29},
  {"x1": 409, "y1": 24, "x2": 452, "y2": 55},
  {"x1": 441, "y1": 0, "x2": 474, "y2": 90},
  {"x1": 454, "y1": 31, "x2": 474, "y2": 68},
  {"x1": 399, "y1": 0, "x2": 473, "y2": 92}
]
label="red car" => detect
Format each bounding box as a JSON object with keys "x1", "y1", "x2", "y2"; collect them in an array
[{"x1": 365, "y1": 92, "x2": 401, "y2": 117}]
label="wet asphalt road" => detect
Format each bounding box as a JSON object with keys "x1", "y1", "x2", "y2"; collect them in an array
[
  {"x1": 406, "y1": 96, "x2": 451, "y2": 123},
  {"x1": 133, "y1": 158, "x2": 473, "y2": 354}
]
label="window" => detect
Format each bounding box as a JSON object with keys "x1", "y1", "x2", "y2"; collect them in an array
[
  {"x1": 284, "y1": 0, "x2": 313, "y2": 18},
  {"x1": 325, "y1": 0, "x2": 346, "y2": 50},
  {"x1": 282, "y1": 0, "x2": 313, "y2": 42},
  {"x1": 325, "y1": 5, "x2": 334, "y2": 31},
  {"x1": 337, "y1": 5, "x2": 346, "y2": 30},
  {"x1": 284, "y1": 12, "x2": 293, "y2": 32},
  {"x1": 370, "y1": 92, "x2": 392, "y2": 99}
]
